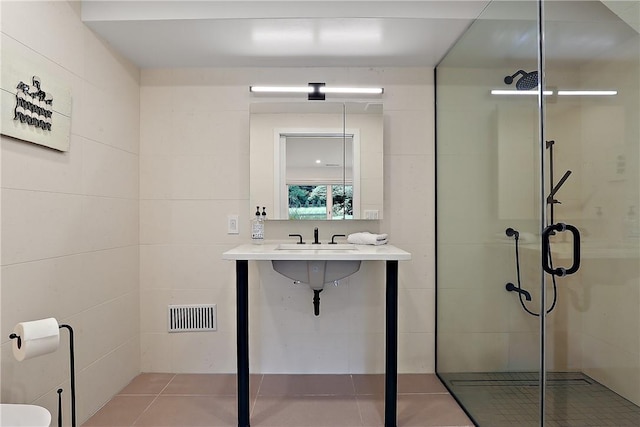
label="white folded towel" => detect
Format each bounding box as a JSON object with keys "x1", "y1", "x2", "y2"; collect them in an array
[{"x1": 347, "y1": 232, "x2": 388, "y2": 245}]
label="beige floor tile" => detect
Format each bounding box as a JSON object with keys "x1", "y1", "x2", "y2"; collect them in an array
[
  {"x1": 133, "y1": 395, "x2": 237, "y2": 426},
  {"x1": 83, "y1": 373, "x2": 471, "y2": 427},
  {"x1": 398, "y1": 374, "x2": 449, "y2": 394},
  {"x1": 162, "y1": 373, "x2": 262, "y2": 396},
  {"x1": 358, "y1": 394, "x2": 474, "y2": 427},
  {"x1": 353, "y1": 374, "x2": 448, "y2": 395},
  {"x1": 252, "y1": 395, "x2": 362, "y2": 427},
  {"x1": 118, "y1": 373, "x2": 175, "y2": 395},
  {"x1": 82, "y1": 395, "x2": 155, "y2": 427},
  {"x1": 259, "y1": 374, "x2": 355, "y2": 396}
]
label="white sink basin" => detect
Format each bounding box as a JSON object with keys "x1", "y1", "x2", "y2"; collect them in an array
[
  {"x1": 276, "y1": 243, "x2": 357, "y2": 251},
  {"x1": 271, "y1": 258, "x2": 361, "y2": 289},
  {"x1": 272, "y1": 243, "x2": 361, "y2": 289}
]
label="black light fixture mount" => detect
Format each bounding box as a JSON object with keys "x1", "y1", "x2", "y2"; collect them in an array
[{"x1": 308, "y1": 82, "x2": 325, "y2": 101}]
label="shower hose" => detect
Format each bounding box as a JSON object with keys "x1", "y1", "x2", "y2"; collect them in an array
[{"x1": 510, "y1": 230, "x2": 558, "y2": 316}]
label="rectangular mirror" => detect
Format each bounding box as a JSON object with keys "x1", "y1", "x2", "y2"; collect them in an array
[{"x1": 250, "y1": 101, "x2": 383, "y2": 220}]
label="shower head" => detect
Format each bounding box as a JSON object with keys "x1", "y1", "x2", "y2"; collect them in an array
[{"x1": 504, "y1": 70, "x2": 539, "y2": 91}]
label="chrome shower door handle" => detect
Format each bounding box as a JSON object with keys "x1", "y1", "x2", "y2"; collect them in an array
[{"x1": 542, "y1": 223, "x2": 581, "y2": 276}]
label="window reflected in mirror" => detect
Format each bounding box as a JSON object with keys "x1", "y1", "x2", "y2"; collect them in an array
[
  {"x1": 249, "y1": 101, "x2": 383, "y2": 220},
  {"x1": 288, "y1": 184, "x2": 353, "y2": 220}
]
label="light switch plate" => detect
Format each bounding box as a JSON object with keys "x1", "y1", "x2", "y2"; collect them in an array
[{"x1": 228, "y1": 214, "x2": 239, "y2": 234}]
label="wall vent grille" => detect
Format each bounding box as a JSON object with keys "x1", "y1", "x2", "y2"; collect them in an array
[{"x1": 168, "y1": 304, "x2": 217, "y2": 332}]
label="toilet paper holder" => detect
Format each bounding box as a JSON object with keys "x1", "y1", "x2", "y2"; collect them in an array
[
  {"x1": 9, "y1": 323, "x2": 76, "y2": 427},
  {"x1": 8, "y1": 333, "x2": 21, "y2": 348}
]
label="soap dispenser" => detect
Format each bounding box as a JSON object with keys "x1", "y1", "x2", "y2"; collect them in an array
[{"x1": 251, "y1": 206, "x2": 264, "y2": 244}]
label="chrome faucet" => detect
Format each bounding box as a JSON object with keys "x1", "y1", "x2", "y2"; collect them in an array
[{"x1": 313, "y1": 227, "x2": 320, "y2": 244}]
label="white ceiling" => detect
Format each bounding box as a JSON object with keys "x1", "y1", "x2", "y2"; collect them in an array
[
  {"x1": 81, "y1": 0, "x2": 492, "y2": 68},
  {"x1": 82, "y1": 1, "x2": 638, "y2": 70}
]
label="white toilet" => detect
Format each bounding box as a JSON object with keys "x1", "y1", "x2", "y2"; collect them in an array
[{"x1": 0, "y1": 404, "x2": 51, "y2": 427}]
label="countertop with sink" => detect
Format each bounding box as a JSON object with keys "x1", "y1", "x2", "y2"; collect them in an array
[{"x1": 222, "y1": 242, "x2": 411, "y2": 261}]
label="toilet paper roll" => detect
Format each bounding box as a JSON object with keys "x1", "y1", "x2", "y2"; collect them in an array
[{"x1": 12, "y1": 318, "x2": 60, "y2": 361}]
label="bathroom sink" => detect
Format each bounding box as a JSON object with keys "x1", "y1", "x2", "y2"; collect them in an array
[
  {"x1": 276, "y1": 243, "x2": 357, "y2": 251},
  {"x1": 271, "y1": 258, "x2": 361, "y2": 289}
]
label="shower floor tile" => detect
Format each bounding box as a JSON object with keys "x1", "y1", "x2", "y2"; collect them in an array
[
  {"x1": 82, "y1": 373, "x2": 474, "y2": 427},
  {"x1": 440, "y1": 371, "x2": 640, "y2": 427}
]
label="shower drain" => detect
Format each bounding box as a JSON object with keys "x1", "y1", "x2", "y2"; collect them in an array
[{"x1": 450, "y1": 377, "x2": 592, "y2": 387}]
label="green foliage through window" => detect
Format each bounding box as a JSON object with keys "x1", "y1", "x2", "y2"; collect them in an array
[{"x1": 288, "y1": 184, "x2": 352, "y2": 219}]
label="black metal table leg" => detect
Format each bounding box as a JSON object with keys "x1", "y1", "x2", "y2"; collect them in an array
[
  {"x1": 235, "y1": 257, "x2": 399, "y2": 427},
  {"x1": 236, "y1": 260, "x2": 250, "y2": 427},
  {"x1": 385, "y1": 260, "x2": 399, "y2": 427}
]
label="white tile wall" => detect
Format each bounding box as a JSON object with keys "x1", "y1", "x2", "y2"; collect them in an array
[
  {"x1": 1, "y1": 132, "x2": 84, "y2": 194},
  {"x1": 1, "y1": 2, "x2": 140, "y2": 425},
  {"x1": 139, "y1": 67, "x2": 435, "y2": 374}
]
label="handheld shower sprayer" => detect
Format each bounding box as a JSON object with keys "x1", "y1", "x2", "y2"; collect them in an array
[{"x1": 505, "y1": 227, "x2": 519, "y2": 239}]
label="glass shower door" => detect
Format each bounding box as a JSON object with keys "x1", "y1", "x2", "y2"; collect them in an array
[
  {"x1": 542, "y1": 2, "x2": 640, "y2": 425},
  {"x1": 435, "y1": 1, "x2": 546, "y2": 425},
  {"x1": 436, "y1": 1, "x2": 640, "y2": 426}
]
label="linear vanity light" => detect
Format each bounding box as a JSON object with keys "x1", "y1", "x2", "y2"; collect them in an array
[
  {"x1": 491, "y1": 89, "x2": 617, "y2": 96},
  {"x1": 556, "y1": 90, "x2": 618, "y2": 96},
  {"x1": 250, "y1": 83, "x2": 383, "y2": 100},
  {"x1": 249, "y1": 86, "x2": 314, "y2": 93},
  {"x1": 490, "y1": 89, "x2": 553, "y2": 95},
  {"x1": 321, "y1": 87, "x2": 383, "y2": 94}
]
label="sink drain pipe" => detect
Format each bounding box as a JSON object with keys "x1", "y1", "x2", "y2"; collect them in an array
[{"x1": 313, "y1": 289, "x2": 323, "y2": 316}]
